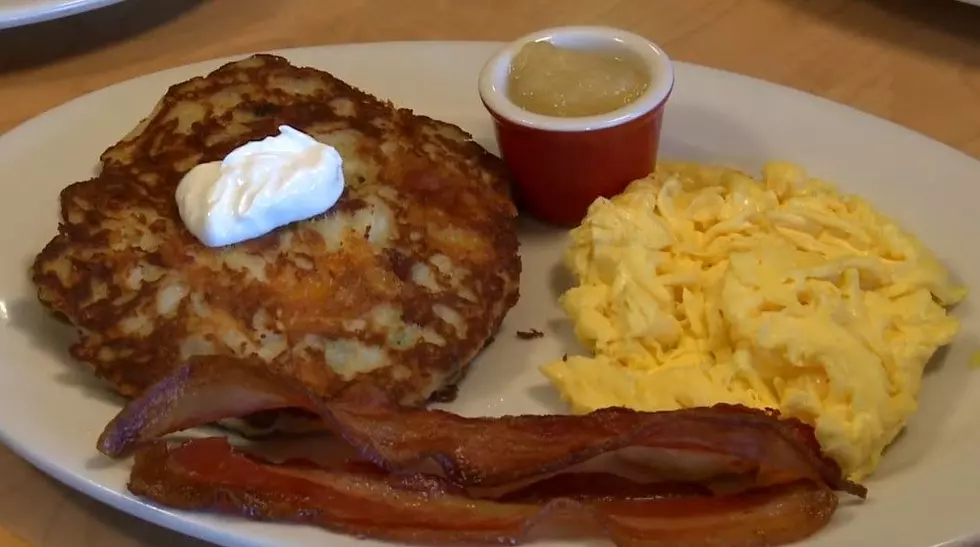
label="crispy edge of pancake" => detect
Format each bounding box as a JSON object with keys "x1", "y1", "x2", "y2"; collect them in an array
[{"x1": 32, "y1": 55, "x2": 523, "y2": 434}]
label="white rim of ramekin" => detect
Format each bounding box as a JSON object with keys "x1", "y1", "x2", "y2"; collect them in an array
[{"x1": 478, "y1": 26, "x2": 675, "y2": 132}]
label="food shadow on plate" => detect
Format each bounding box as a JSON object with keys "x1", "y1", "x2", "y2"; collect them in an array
[
  {"x1": 869, "y1": 336, "x2": 975, "y2": 481},
  {"x1": 659, "y1": 103, "x2": 774, "y2": 170},
  {"x1": 474, "y1": 135, "x2": 500, "y2": 157},
  {"x1": 547, "y1": 252, "x2": 575, "y2": 301},
  {"x1": 0, "y1": 0, "x2": 204, "y2": 73},
  {"x1": 544, "y1": 258, "x2": 580, "y2": 357},
  {"x1": 526, "y1": 378, "x2": 571, "y2": 415},
  {"x1": 517, "y1": 261, "x2": 586, "y2": 415},
  {"x1": 7, "y1": 295, "x2": 123, "y2": 409}
]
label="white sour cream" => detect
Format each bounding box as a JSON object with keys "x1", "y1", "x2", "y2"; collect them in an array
[{"x1": 175, "y1": 125, "x2": 345, "y2": 247}]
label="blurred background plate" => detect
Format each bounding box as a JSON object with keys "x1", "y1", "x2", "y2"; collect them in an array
[
  {"x1": 0, "y1": 0, "x2": 127, "y2": 29},
  {"x1": 954, "y1": 0, "x2": 980, "y2": 6}
]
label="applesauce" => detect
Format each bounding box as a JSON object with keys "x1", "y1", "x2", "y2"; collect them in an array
[{"x1": 507, "y1": 41, "x2": 650, "y2": 118}]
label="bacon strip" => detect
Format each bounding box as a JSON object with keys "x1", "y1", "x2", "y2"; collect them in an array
[
  {"x1": 98, "y1": 357, "x2": 866, "y2": 498},
  {"x1": 323, "y1": 388, "x2": 865, "y2": 497},
  {"x1": 97, "y1": 357, "x2": 315, "y2": 456},
  {"x1": 130, "y1": 437, "x2": 839, "y2": 547}
]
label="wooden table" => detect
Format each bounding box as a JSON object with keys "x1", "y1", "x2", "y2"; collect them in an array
[{"x1": 1, "y1": 0, "x2": 979, "y2": 545}]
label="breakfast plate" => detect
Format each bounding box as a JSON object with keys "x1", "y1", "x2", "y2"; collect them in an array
[
  {"x1": 0, "y1": 0, "x2": 126, "y2": 29},
  {"x1": 1, "y1": 41, "x2": 979, "y2": 547}
]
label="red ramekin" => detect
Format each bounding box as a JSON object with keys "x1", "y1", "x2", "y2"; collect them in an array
[{"x1": 478, "y1": 26, "x2": 675, "y2": 227}]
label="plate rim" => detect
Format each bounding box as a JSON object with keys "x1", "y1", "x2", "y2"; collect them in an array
[
  {"x1": 5, "y1": 40, "x2": 976, "y2": 166},
  {"x1": 2, "y1": 40, "x2": 979, "y2": 547}
]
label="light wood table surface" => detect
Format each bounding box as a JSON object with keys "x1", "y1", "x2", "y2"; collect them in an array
[{"x1": 1, "y1": 0, "x2": 980, "y2": 546}]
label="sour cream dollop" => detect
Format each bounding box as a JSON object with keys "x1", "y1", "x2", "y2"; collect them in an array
[{"x1": 175, "y1": 125, "x2": 345, "y2": 247}]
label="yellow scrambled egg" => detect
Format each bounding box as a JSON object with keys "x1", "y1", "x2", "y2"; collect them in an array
[{"x1": 541, "y1": 161, "x2": 966, "y2": 480}]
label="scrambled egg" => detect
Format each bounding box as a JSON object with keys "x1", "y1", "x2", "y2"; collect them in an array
[{"x1": 541, "y1": 161, "x2": 966, "y2": 480}]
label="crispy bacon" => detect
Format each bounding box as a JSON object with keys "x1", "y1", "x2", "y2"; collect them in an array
[
  {"x1": 130, "y1": 437, "x2": 839, "y2": 547},
  {"x1": 97, "y1": 357, "x2": 316, "y2": 457},
  {"x1": 321, "y1": 388, "x2": 866, "y2": 498},
  {"x1": 98, "y1": 358, "x2": 866, "y2": 499}
]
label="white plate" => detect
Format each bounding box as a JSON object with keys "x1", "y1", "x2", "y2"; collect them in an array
[
  {"x1": 1, "y1": 42, "x2": 979, "y2": 547},
  {"x1": 954, "y1": 0, "x2": 980, "y2": 6},
  {"x1": 0, "y1": 0, "x2": 126, "y2": 29}
]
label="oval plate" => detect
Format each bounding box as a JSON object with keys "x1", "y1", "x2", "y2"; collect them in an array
[{"x1": 0, "y1": 42, "x2": 978, "y2": 547}]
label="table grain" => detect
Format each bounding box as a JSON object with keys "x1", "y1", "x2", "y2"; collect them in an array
[{"x1": 2, "y1": 0, "x2": 980, "y2": 545}]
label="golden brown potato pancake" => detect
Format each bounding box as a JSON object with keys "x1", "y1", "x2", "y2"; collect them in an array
[{"x1": 32, "y1": 54, "x2": 521, "y2": 432}]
